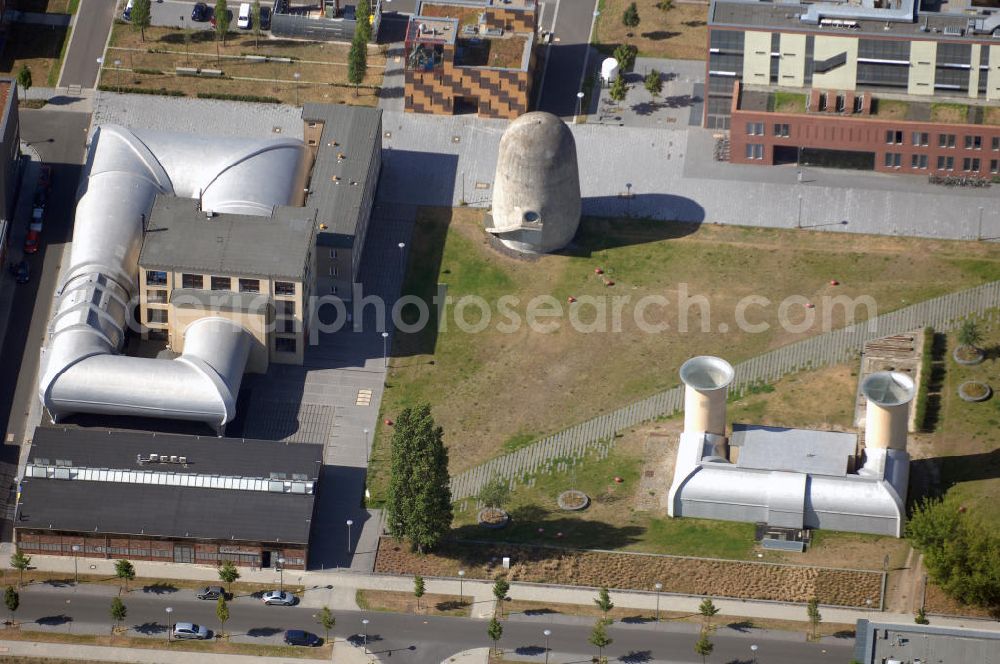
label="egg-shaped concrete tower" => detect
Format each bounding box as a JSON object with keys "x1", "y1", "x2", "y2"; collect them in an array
[{"x1": 486, "y1": 112, "x2": 581, "y2": 254}]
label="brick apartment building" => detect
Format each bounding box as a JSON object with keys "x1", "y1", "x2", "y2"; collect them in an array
[
  {"x1": 707, "y1": 0, "x2": 1000, "y2": 176},
  {"x1": 404, "y1": 0, "x2": 537, "y2": 119}
]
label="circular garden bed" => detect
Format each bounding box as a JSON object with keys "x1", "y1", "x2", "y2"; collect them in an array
[
  {"x1": 958, "y1": 381, "x2": 992, "y2": 402},
  {"x1": 953, "y1": 345, "x2": 985, "y2": 366},
  {"x1": 557, "y1": 490, "x2": 590, "y2": 511},
  {"x1": 477, "y1": 507, "x2": 510, "y2": 529}
]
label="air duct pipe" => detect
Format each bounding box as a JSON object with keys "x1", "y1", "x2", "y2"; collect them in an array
[
  {"x1": 679, "y1": 356, "x2": 734, "y2": 437},
  {"x1": 861, "y1": 371, "x2": 915, "y2": 451},
  {"x1": 37, "y1": 125, "x2": 312, "y2": 432}
]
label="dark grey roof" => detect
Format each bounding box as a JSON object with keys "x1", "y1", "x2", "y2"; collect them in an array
[
  {"x1": 29, "y1": 427, "x2": 322, "y2": 479},
  {"x1": 139, "y1": 196, "x2": 316, "y2": 280},
  {"x1": 170, "y1": 288, "x2": 274, "y2": 316},
  {"x1": 301, "y1": 104, "x2": 382, "y2": 241},
  {"x1": 17, "y1": 479, "x2": 314, "y2": 544},
  {"x1": 732, "y1": 424, "x2": 857, "y2": 477}
]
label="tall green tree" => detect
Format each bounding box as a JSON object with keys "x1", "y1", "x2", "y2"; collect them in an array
[
  {"x1": 492, "y1": 577, "x2": 510, "y2": 618},
  {"x1": 218, "y1": 560, "x2": 240, "y2": 592},
  {"x1": 478, "y1": 477, "x2": 510, "y2": 510},
  {"x1": 214, "y1": 0, "x2": 231, "y2": 50},
  {"x1": 16, "y1": 65, "x2": 31, "y2": 101},
  {"x1": 216, "y1": 595, "x2": 230, "y2": 639},
  {"x1": 414, "y1": 575, "x2": 425, "y2": 611},
  {"x1": 694, "y1": 632, "x2": 714, "y2": 663},
  {"x1": 589, "y1": 619, "x2": 612, "y2": 663},
  {"x1": 958, "y1": 319, "x2": 983, "y2": 350},
  {"x1": 9, "y1": 551, "x2": 30, "y2": 588},
  {"x1": 355, "y1": 0, "x2": 372, "y2": 43},
  {"x1": 347, "y1": 32, "x2": 367, "y2": 96},
  {"x1": 594, "y1": 587, "x2": 614, "y2": 622},
  {"x1": 316, "y1": 606, "x2": 335, "y2": 642},
  {"x1": 110, "y1": 597, "x2": 127, "y2": 634},
  {"x1": 386, "y1": 404, "x2": 453, "y2": 552},
  {"x1": 4, "y1": 586, "x2": 18, "y2": 626},
  {"x1": 698, "y1": 597, "x2": 719, "y2": 631},
  {"x1": 806, "y1": 597, "x2": 822, "y2": 640},
  {"x1": 251, "y1": 0, "x2": 262, "y2": 49},
  {"x1": 131, "y1": 0, "x2": 152, "y2": 41},
  {"x1": 609, "y1": 75, "x2": 628, "y2": 103},
  {"x1": 487, "y1": 616, "x2": 503, "y2": 654},
  {"x1": 612, "y1": 43, "x2": 637, "y2": 71},
  {"x1": 622, "y1": 2, "x2": 640, "y2": 30},
  {"x1": 114, "y1": 559, "x2": 135, "y2": 593},
  {"x1": 644, "y1": 69, "x2": 662, "y2": 96}
]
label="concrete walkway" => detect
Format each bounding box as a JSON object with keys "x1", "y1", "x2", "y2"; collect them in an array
[
  {"x1": 11, "y1": 552, "x2": 1000, "y2": 633},
  {"x1": 0, "y1": 638, "x2": 375, "y2": 663}
]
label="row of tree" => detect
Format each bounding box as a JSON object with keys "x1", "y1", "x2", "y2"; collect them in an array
[{"x1": 347, "y1": 0, "x2": 372, "y2": 94}]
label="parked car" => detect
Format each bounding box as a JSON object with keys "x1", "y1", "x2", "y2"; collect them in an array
[
  {"x1": 262, "y1": 590, "x2": 296, "y2": 606},
  {"x1": 210, "y1": 9, "x2": 232, "y2": 27},
  {"x1": 195, "y1": 585, "x2": 225, "y2": 600},
  {"x1": 30, "y1": 206, "x2": 44, "y2": 233},
  {"x1": 284, "y1": 630, "x2": 322, "y2": 647},
  {"x1": 260, "y1": 6, "x2": 271, "y2": 29},
  {"x1": 122, "y1": 0, "x2": 134, "y2": 21},
  {"x1": 23, "y1": 230, "x2": 40, "y2": 255},
  {"x1": 191, "y1": 1, "x2": 209, "y2": 20},
  {"x1": 38, "y1": 164, "x2": 52, "y2": 189},
  {"x1": 172, "y1": 622, "x2": 211, "y2": 640},
  {"x1": 9, "y1": 260, "x2": 30, "y2": 284}
]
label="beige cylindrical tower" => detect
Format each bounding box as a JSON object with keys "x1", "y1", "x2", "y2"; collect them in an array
[
  {"x1": 679, "y1": 356, "x2": 734, "y2": 436},
  {"x1": 861, "y1": 371, "x2": 915, "y2": 451}
]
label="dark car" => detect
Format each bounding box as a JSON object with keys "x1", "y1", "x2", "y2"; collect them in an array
[
  {"x1": 10, "y1": 260, "x2": 29, "y2": 284},
  {"x1": 191, "y1": 2, "x2": 209, "y2": 21},
  {"x1": 38, "y1": 164, "x2": 53, "y2": 189},
  {"x1": 196, "y1": 585, "x2": 225, "y2": 600},
  {"x1": 260, "y1": 6, "x2": 271, "y2": 29},
  {"x1": 284, "y1": 630, "x2": 321, "y2": 647},
  {"x1": 23, "y1": 230, "x2": 40, "y2": 255}
]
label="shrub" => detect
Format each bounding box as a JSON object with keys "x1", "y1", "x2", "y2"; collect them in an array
[
  {"x1": 133, "y1": 67, "x2": 163, "y2": 75},
  {"x1": 612, "y1": 44, "x2": 637, "y2": 72},
  {"x1": 195, "y1": 92, "x2": 281, "y2": 103},
  {"x1": 98, "y1": 85, "x2": 186, "y2": 96},
  {"x1": 913, "y1": 326, "x2": 933, "y2": 431}
]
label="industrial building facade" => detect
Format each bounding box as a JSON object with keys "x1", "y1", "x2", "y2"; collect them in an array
[
  {"x1": 707, "y1": 0, "x2": 1000, "y2": 174},
  {"x1": 15, "y1": 428, "x2": 322, "y2": 569},
  {"x1": 0, "y1": 79, "x2": 19, "y2": 266},
  {"x1": 404, "y1": 0, "x2": 537, "y2": 119}
]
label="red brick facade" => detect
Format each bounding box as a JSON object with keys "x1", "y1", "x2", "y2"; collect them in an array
[{"x1": 16, "y1": 530, "x2": 307, "y2": 569}]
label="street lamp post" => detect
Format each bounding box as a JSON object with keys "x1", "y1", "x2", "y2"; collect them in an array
[
  {"x1": 71, "y1": 545, "x2": 81, "y2": 584},
  {"x1": 458, "y1": 570, "x2": 465, "y2": 604},
  {"x1": 361, "y1": 618, "x2": 370, "y2": 653},
  {"x1": 165, "y1": 607, "x2": 173, "y2": 641},
  {"x1": 978, "y1": 206, "x2": 984, "y2": 241},
  {"x1": 574, "y1": 91, "x2": 584, "y2": 123},
  {"x1": 750, "y1": 643, "x2": 758, "y2": 664},
  {"x1": 398, "y1": 241, "x2": 405, "y2": 267},
  {"x1": 363, "y1": 428, "x2": 370, "y2": 462},
  {"x1": 113, "y1": 59, "x2": 122, "y2": 93},
  {"x1": 797, "y1": 194, "x2": 803, "y2": 229},
  {"x1": 543, "y1": 629, "x2": 552, "y2": 664},
  {"x1": 381, "y1": 331, "x2": 389, "y2": 368},
  {"x1": 654, "y1": 582, "x2": 662, "y2": 621},
  {"x1": 346, "y1": 519, "x2": 354, "y2": 553},
  {"x1": 278, "y1": 557, "x2": 286, "y2": 592},
  {"x1": 294, "y1": 72, "x2": 301, "y2": 106}
]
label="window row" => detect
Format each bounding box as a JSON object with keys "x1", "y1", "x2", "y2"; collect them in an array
[{"x1": 146, "y1": 272, "x2": 297, "y2": 296}]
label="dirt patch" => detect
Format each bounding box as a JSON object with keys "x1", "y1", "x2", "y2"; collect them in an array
[
  {"x1": 923, "y1": 582, "x2": 995, "y2": 618},
  {"x1": 356, "y1": 589, "x2": 470, "y2": 616},
  {"x1": 374, "y1": 537, "x2": 882, "y2": 607},
  {"x1": 0, "y1": 24, "x2": 69, "y2": 87},
  {"x1": 592, "y1": 1, "x2": 708, "y2": 61}
]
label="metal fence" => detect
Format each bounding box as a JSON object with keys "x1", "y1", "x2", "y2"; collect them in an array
[{"x1": 449, "y1": 280, "x2": 1000, "y2": 501}]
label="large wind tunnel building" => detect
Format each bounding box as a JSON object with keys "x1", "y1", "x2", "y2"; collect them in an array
[{"x1": 667, "y1": 356, "x2": 914, "y2": 537}]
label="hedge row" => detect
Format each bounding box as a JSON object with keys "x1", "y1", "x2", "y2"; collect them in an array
[
  {"x1": 195, "y1": 92, "x2": 281, "y2": 104},
  {"x1": 913, "y1": 326, "x2": 934, "y2": 432},
  {"x1": 98, "y1": 85, "x2": 186, "y2": 97}
]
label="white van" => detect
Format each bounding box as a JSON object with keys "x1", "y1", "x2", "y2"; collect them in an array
[{"x1": 237, "y1": 2, "x2": 251, "y2": 28}]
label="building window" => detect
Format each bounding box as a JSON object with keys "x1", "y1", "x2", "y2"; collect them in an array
[
  {"x1": 278, "y1": 300, "x2": 295, "y2": 316},
  {"x1": 965, "y1": 135, "x2": 982, "y2": 150},
  {"x1": 937, "y1": 155, "x2": 955, "y2": 171},
  {"x1": 280, "y1": 318, "x2": 295, "y2": 333},
  {"x1": 276, "y1": 337, "x2": 297, "y2": 353},
  {"x1": 146, "y1": 270, "x2": 167, "y2": 286},
  {"x1": 745, "y1": 144, "x2": 764, "y2": 160},
  {"x1": 211, "y1": 276, "x2": 231, "y2": 291},
  {"x1": 147, "y1": 309, "x2": 168, "y2": 324},
  {"x1": 238, "y1": 278, "x2": 260, "y2": 293},
  {"x1": 911, "y1": 154, "x2": 928, "y2": 169},
  {"x1": 181, "y1": 274, "x2": 203, "y2": 289},
  {"x1": 884, "y1": 152, "x2": 901, "y2": 168},
  {"x1": 938, "y1": 133, "x2": 956, "y2": 148},
  {"x1": 329, "y1": 266, "x2": 338, "y2": 277},
  {"x1": 992, "y1": 137, "x2": 1000, "y2": 151},
  {"x1": 773, "y1": 123, "x2": 790, "y2": 138},
  {"x1": 911, "y1": 132, "x2": 928, "y2": 147},
  {"x1": 746, "y1": 122, "x2": 764, "y2": 136},
  {"x1": 329, "y1": 249, "x2": 338, "y2": 259},
  {"x1": 991, "y1": 159, "x2": 999, "y2": 174},
  {"x1": 275, "y1": 281, "x2": 295, "y2": 296},
  {"x1": 885, "y1": 130, "x2": 903, "y2": 145},
  {"x1": 146, "y1": 289, "x2": 167, "y2": 304},
  {"x1": 962, "y1": 157, "x2": 981, "y2": 172}
]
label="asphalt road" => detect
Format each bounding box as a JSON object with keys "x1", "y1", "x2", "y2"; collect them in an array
[
  {"x1": 59, "y1": 0, "x2": 118, "y2": 88},
  {"x1": 537, "y1": 0, "x2": 600, "y2": 117},
  {"x1": 14, "y1": 583, "x2": 853, "y2": 663},
  {"x1": 0, "y1": 110, "x2": 89, "y2": 537}
]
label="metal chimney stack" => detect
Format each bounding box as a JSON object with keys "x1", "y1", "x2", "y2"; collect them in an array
[
  {"x1": 679, "y1": 356, "x2": 735, "y2": 436},
  {"x1": 861, "y1": 371, "x2": 915, "y2": 451}
]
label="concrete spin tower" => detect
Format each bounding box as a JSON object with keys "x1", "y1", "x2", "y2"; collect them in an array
[
  {"x1": 486, "y1": 111, "x2": 581, "y2": 254},
  {"x1": 859, "y1": 371, "x2": 915, "y2": 476}
]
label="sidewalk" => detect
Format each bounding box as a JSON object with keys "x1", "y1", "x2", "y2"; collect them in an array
[
  {"x1": 0, "y1": 638, "x2": 375, "y2": 663},
  {"x1": 12, "y1": 552, "x2": 1000, "y2": 633}
]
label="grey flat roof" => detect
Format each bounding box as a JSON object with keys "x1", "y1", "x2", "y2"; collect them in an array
[
  {"x1": 139, "y1": 196, "x2": 315, "y2": 280},
  {"x1": 28, "y1": 427, "x2": 322, "y2": 480},
  {"x1": 170, "y1": 288, "x2": 274, "y2": 315},
  {"x1": 732, "y1": 424, "x2": 857, "y2": 477},
  {"x1": 856, "y1": 620, "x2": 1000, "y2": 664},
  {"x1": 301, "y1": 104, "x2": 382, "y2": 244},
  {"x1": 17, "y1": 480, "x2": 314, "y2": 544}
]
